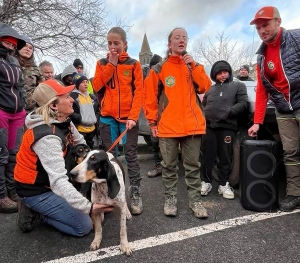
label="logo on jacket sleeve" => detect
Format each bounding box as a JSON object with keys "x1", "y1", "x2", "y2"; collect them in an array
[{"x1": 165, "y1": 76, "x2": 175, "y2": 87}]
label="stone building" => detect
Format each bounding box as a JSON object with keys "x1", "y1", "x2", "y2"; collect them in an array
[{"x1": 139, "y1": 33, "x2": 152, "y2": 65}]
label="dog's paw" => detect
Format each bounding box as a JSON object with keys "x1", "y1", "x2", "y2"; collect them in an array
[
  {"x1": 120, "y1": 244, "x2": 132, "y2": 256},
  {"x1": 90, "y1": 241, "x2": 101, "y2": 251}
]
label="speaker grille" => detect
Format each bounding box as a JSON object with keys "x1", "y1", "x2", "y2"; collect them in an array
[
  {"x1": 246, "y1": 180, "x2": 277, "y2": 209},
  {"x1": 247, "y1": 150, "x2": 276, "y2": 178}
]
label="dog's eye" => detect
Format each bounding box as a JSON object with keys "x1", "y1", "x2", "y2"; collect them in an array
[
  {"x1": 90, "y1": 155, "x2": 95, "y2": 160},
  {"x1": 79, "y1": 148, "x2": 83, "y2": 152}
]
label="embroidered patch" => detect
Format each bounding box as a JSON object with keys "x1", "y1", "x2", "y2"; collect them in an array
[
  {"x1": 267, "y1": 61, "x2": 275, "y2": 70},
  {"x1": 165, "y1": 76, "x2": 175, "y2": 87},
  {"x1": 124, "y1": 70, "x2": 131, "y2": 76},
  {"x1": 224, "y1": 136, "x2": 232, "y2": 143}
]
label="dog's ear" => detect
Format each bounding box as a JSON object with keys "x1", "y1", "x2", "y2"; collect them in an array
[{"x1": 106, "y1": 161, "x2": 121, "y2": 199}]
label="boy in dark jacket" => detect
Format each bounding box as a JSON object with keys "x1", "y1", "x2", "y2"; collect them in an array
[{"x1": 200, "y1": 60, "x2": 248, "y2": 199}]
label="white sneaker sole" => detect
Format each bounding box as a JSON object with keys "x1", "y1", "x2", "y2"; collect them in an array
[
  {"x1": 218, "y1": 189, "x2": 234, "y2": 199},
  {"x1": 201, "y1": 185, "x2": 212, "y2": 196}
]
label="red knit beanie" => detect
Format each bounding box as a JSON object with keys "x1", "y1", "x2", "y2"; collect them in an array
[{"x1": 0, "y1": 36, "x2": 18, "y2": 46}]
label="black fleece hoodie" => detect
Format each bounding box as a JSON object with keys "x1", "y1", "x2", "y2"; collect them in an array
[
  {"x1": 0, "y1": 23, "x2": 26, "y2": 113},
  {"x1": 203, "y1": 60, "x2": 248, "y2": 130}
]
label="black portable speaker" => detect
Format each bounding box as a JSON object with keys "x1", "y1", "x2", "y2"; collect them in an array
[{"x1": 240, "y1": 140, "x2": 279, "y2": 212}]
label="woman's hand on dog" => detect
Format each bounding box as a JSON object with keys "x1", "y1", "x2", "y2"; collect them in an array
[{"x1": 91, "y1": 203, "x2": 115, "y2": 214}]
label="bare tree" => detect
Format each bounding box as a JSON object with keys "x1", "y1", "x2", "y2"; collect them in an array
[
  {"x1": 192, "y1": 31, "x2": 257, "y2": 71},
  {"x1": 0, "y1": 0, "x2": 128, "y2": 65}
]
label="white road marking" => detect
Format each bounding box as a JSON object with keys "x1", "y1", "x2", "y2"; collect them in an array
[{"x1": 43, "y1": 210, "x2": 300, "y2": 263}]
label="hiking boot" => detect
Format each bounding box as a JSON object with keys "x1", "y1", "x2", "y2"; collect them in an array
[
  {"x1": 0, "y1": 196, "x2": 17, "y2": 213},
  {"x1": 17, "y1": 201, "x2": 38, "y2": 233},
  {"x1": 164, "y1": 195, "x2": 177, "y2": 216},
  {"x1": 147, "y1": 165, "x2": 162, "y2": 178},
  {"x1": 8, "y1": 189, "x2": 18, "y2": 202},
  {"x1": 279, "y1": 195, "x2": 300, "y2": 212},
  {"x1": 129, "y1": 186, "x2": 143, "y2": 215},
  {"x1": 218, "y1": 182, "x2": 234, "y2": 199},
  {"x1": 201, "y1": 181, "x2": 212, "y2": 196},
  {"x1": 189, "y1": 201, "x2": 208, "y2": 218}
]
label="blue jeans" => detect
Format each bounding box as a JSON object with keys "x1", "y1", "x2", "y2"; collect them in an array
[{"x1": 19, "y1": 191, "x2": 92, "y2": 236}]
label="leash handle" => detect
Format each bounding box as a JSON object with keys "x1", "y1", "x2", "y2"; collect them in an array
[{"x1": 106, "y1": 127, "x2": 128, "y2": 153}]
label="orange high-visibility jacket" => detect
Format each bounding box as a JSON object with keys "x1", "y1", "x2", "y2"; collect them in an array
[
  {"x1": 92, "y1": 52, "x2": 143, "y2": 122},
  {"x1": 144, "y1": 55, "x2": 211, "y2": 137}
]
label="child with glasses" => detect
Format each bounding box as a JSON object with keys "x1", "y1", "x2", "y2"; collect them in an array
[{"x1": 144, "y1": 27, "x2": 211, "y2": 218}]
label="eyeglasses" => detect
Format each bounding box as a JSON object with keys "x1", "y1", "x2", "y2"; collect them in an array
[
  {"x1": 173, "y1": 35, "x2": 189, "y2": 42},
  {"x1": 1, "y1": 41, "x2": 16, "y2": 50}
]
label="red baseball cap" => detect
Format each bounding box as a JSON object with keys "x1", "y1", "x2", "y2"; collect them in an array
[
  {"x1": 33, "y1": 79, "x2": 74, "y2": 106},
  {"x1": 250, "y1": 6, "x2": 281, "y2": 25}
]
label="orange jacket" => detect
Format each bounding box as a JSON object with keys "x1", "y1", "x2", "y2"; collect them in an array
[
  {"x1": 92, "y1": 52, "x2": 143, "y2": 122},
  {"x1": 144, "y1": 55, "x2": 211, "y2": 137}
]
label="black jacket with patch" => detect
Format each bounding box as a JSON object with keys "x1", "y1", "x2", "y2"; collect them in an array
[{"x1": 203, "y1": 60, "x2": 248, "y2": 130}]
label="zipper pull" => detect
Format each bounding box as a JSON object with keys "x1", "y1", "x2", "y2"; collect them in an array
[{"x1": 220, "y1": 92, "x2": 222, "y2": 96}]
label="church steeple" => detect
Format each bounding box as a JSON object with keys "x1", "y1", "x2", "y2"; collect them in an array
[{"x1": 139, "y1": 33, "x2": 153, "y2": 65}]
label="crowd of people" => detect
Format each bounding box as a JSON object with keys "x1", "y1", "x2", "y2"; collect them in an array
[{"x1": 0, "y1": 5, "x2": 299, "y2": 239}]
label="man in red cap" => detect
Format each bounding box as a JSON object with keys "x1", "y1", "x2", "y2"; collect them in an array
[{"x1": 248, "y1": 6, "x2": 300, "y2": 212}]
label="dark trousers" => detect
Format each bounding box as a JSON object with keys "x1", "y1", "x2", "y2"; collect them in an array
[
  {"x1": 200, "y1": 128, "x2": 235, "y2": 186},
  {"x1": 99, "y1": 117, "x2": 141, "y2": 186},
  {"x1": 151, "y1": 134, "x2": 162, "y2": 166},
  {"x1": 80, "y1": 130, "x2": 96, "y2": 149}
]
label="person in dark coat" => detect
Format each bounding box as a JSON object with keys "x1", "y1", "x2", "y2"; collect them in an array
[
  {"x1": 145, "y1": 54, "x2": 163, "y2": 178},
  {"x1": 236, "y1": 65, "x2": 254, "y2": 81},
  {"x1": 0, "y1": 23, "x2": 26, "y2": 213},
  {"x1": 200, "y1": 60, "x2": 248, "y2": 199}
]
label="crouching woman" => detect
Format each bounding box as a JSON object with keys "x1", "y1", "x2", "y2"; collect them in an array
[{"x1": 14, "y1": 79, "x2": 113, "y2": 236}]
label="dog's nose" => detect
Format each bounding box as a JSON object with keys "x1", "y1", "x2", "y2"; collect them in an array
[{"x1": 70, "y1": 168, "x2": 78, "y2": 178}]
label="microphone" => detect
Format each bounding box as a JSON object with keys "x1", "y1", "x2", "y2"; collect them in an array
[{"x1": 181, "y1": 50, "x2": 191, "y2": 70}]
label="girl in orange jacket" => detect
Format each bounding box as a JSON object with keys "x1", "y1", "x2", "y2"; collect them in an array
[
  {"x1": 144, "y1": 27, "x2": 211, "y2": 218},
  {"x1": 92, "y1": 27, "x2": 143, "y2": 215}
]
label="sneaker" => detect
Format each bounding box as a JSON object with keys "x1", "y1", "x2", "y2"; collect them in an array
[
  {"x1": 189, "y1": 202, "x2": 208, "y2": 218},
  {"x1": 279, "y1": 195, "x2": 300, "y2": 212},
  {"x1": 164, "y1": 195, "x2": 177, "y2": 216},
  {"x1": 147, "y1": 165, "x2": 162, "y2": 178},
  {"x1": 201, "y1": 181, "x2": 212, "y2": 196},
  {"x1": 17, "y1": 202, "x2": 38, "y2": 233},
  {"x1": 0, "y1": 196, "x2": 17, "y2": 213},
  {"x1": 8, "y1": 189, "x2": 18, "y2": 202},
  {"x1": 218, "y1": 182, "x2": 234, "y2": 199},
  {"x1": 129, "y1": 186, "x2": 143, "y2": 215}
]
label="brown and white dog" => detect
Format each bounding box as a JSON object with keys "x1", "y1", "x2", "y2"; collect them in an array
[{"x1": 70, "y1": 149, "x2": 132, "y2": 255}]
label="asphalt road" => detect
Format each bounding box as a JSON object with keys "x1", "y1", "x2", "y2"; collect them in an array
[{"x1": 1, "y1": 140, "x2": 300, "y2": 263}]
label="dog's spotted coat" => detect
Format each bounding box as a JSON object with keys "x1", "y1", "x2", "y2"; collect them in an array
[{"x1": 71, "y1": 150, "x2": 132, "y2": 255}]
